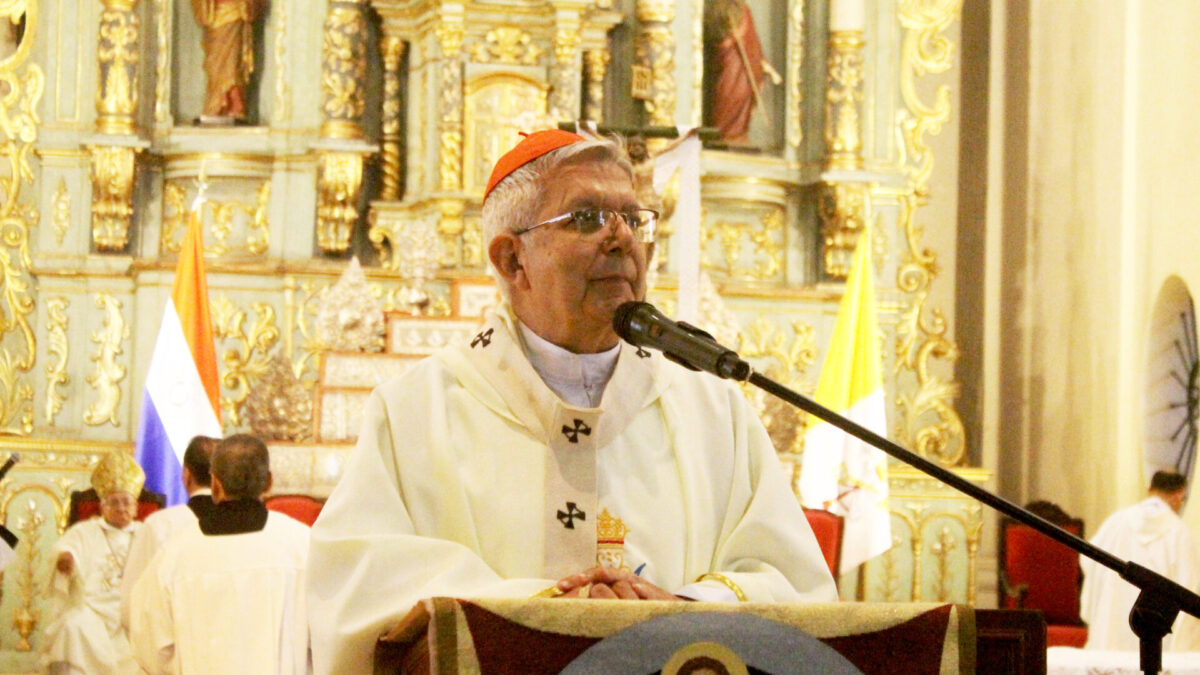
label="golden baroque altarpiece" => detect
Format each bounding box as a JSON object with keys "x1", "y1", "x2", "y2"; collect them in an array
[{"x1": 0, "y1": 0, "x2": 976, "y2": 667}]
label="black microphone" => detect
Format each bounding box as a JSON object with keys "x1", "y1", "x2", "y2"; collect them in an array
[
  {"x1": 613, "y1": 302, "x2": 752, "y2": 381},
  {"x1": 0, "y1": 453, "x2": 19, "y2": 482}
]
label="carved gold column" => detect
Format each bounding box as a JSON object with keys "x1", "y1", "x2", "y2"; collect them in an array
[
  {"x1": 819, "y1": 0, "x2": 867, "y2": 278},
  {"x1": 549, "y1": 2, "x2": 584, "y2": 122},
  {"x1": 91, "y1": 0, "x2": 142, "y2": 251},
  {"x1": 317, "y1": 0, "x2": 371, "y2": 253},
  {"x1": 434, "y1": 4, "x2": 465, "y2": 266},
  {"x1": 380, "y1": 35, "x2": 406, "y2": 201},
  {"x1": 583, "y1": 49, "x2": 610, "y2": 123},
  {"x1": 825, "y1": 33, "x2": 865, "y2": 170},
  {"x1": 635, "y1": 0, "x2": 676, "y2": 128}
]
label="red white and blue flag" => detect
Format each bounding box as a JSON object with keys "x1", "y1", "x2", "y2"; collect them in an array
[{"x1": 135, "y1": 211, "x2": 221, "y2": 506}]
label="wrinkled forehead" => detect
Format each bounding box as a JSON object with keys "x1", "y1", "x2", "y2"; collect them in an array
[{"x1": 534, "y1": 155, "x2": 636, "y2": 212}]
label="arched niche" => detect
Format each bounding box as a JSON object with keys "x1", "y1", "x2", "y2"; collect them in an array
[
  {"x1": 1144, "y1": 276, "x2": 1199, "y2": 488},
  {"x1": 171, "y1": 0, "x2": 270, "y2": 125},
  {"x1": 462, "y1": 72, "x2": 549, "y2": 196}
]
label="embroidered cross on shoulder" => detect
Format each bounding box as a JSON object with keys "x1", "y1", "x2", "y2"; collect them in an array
[
  {"x1": 561, "y1": 419, "x2": 592, "y2": 443},
  {"x1": 470, "y1": 328, "x2": 494, "y2": 348},
  {"x1": 557, "y1": 502, "x2": 586, "y2": 529}
]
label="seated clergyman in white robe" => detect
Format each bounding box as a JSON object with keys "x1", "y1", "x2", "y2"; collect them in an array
[
  {"x1": 41, "y1": 451, "x2": 145, "y2": 675},
  {"x1": 306, "y1": 130, "x2": 838, "y2": 674},
  {"x1": 1080, "y1": 470, "x2": 1200, "y2": 652},
  {"x1": 130, "y1": 434, "x2": 311, "y2": 675}
]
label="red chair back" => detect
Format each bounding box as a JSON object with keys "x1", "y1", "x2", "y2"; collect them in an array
[
  {"x1": 802, "y1": 507, "x2": 844, "y2": 579},
  {"x1": 265, "y1": 494, "x2": 325, "y2": 526},
  {"x1": 1001, "y1": 518, "x2": 1084, "y2": 624}
]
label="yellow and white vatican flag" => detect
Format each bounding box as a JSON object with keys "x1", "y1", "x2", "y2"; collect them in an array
[{"x1": 799, "y1": 228, "x2": 892, "y2": 575}]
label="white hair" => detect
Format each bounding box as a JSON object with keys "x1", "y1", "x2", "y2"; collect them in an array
[{"x1": 481, "y1": 136, "x2": 634, "y2": 297}]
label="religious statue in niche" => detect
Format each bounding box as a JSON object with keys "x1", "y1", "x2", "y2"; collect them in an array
[
  {"x1": 703, "y1": 0, "x2": 781, "y2": 145},
  {"x1": 192, "y1": 0, "x2": 267, "y2": 123}
]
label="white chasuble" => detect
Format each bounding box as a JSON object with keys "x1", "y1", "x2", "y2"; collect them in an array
[
  {"x1": 1080, "y1": 496, "x2": 1200, "y2": 652},
  {"x1": 128, "y1": 512, "x2": 310, "y2": 675},
  {"x1": 307, "y1": 303, "x2": 837, "y2": 674},
  {"x1": 41, "y1": 517, "x2": 141, "y2": 674}
]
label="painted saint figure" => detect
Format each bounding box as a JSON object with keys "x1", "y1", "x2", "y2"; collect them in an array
[
  {"x1": 704, "y1": 0, "x2": 781, "y2": 144},
  {"x1": 192, "y1": 0, "x2": 266, "y2": 121}
]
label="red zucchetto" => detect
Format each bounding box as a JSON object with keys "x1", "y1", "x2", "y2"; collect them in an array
[{"x1": 483, "y1": 129, "x2": 586, "y2": 202}]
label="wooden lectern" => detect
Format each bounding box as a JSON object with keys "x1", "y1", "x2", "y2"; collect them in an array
[{"x1": 376, "y1": 597, "x2": 1045, "y2": 674}]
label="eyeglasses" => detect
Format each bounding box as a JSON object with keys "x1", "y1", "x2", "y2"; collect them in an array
[{"x1": 514, "y1": 208, "x2": 659, "y2": 244}]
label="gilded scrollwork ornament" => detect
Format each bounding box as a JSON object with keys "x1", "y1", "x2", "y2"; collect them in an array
[
  {"x1": 83, "y1": 293, "x2": 128, "y2": 427},
  {"x1": 740, "y1": 316, "x2": 817, "y2": 462},
  {"x1": 212, "y1": 294, "x2": 282, "y2": 429},
  {"x1": 894, "y1": 0, "x2": 966, "y2": 465},
  {"x1": 701, "y1": 207, "x2": 784, "y2": 282},
  {"x1": 470, "y1": 27, "x2": 543, "y2": 65},
  {"x1": 819, "y1": 182, "x2": 869, "y2": 279},
  {"x1": 89, "y1": 144, "x2": 138, "y2": 251},
  {"x1": 161, "y1": 179, "x2": 271, "y2": 257},
  {"x1": 44, "y1": 296, "x2": 69, "y2": 425},
  {"x1": 316, "y1": 152, "x2": 364, "y2": 254},
  {"x1": 0, "y1": 1, "x2": 40, "y2": 436}
]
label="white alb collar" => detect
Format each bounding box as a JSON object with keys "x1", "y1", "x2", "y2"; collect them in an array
[{"x1": 518, "y1": 321, "x2": 620, "y2": 408}]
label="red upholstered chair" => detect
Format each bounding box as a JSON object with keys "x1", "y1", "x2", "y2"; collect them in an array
[
  {"x1": 67, "y1": 488, "x2": 166, "y2": 526},
  {"x1": 999, "y1": 501, "x2": 1088, "y2": 647},
  {"x1": 264, "y1": 494, "x2": 325, "y2": 526},
  {"x1": 802, "y1": 507, "x2": 844, "y2": 582}
]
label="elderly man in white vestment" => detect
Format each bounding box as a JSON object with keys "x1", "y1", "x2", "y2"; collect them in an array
[
  {"x1": 119, "y1": 435, "x2": 218, "y2": 630},
  {"x1": 1081, "y1": 470, "x2": 1200, "y2": 652},
  {"x1": 130, "y1": 433, "x2": 311, "y2": 674},
  {"x1": 41, "y1": 451, "x2": 145, "y2": 674},
  {"x1": 306, "y1": 129, "x2": 839, "y2": 673}
]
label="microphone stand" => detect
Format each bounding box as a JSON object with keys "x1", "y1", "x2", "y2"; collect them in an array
[
  {"x1": 627, "y1": 318, "x2": 1200, "y2": 674},
  {"x1": 745, "y1": 371, "x2": 1199, "y2": 674}
]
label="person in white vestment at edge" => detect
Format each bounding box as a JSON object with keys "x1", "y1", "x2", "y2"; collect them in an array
[
  {"x1": 1081, "y1": 470, "x2": 1200, "y2": 652},
  {"x1": 119, "y1": 435, "x2": 219, "y2": 630},
  {"x1": 130, "y1": 433, "x2": 311, "y2": 675},
  {"x1": 306, "y1": 129, "x2": 839, "y2": 673},
  {"x1": 41, "y1": 451, "x2": 145, "y2": 675}
]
